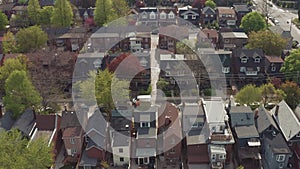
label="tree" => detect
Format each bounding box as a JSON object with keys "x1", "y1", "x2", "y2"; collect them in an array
[
  {"x1": 298, "y1": 6, "x2": 300, "y2": 21},
  {"x1": 15, "y1": 25, "x2": 48, "y2": 53},
  {"x1": 235, "y1": 84, "x2": 261, "y2": 106},
  {"x1": 280, "y1": 48, "x2": 300, "y2": 82},
  {"x1": 51, "y1": 0, "x2": 73, "y2": 27},
  {"x1": 280, "y1": 81, "x2": 300, "y2": 110},
  {"x1": 240, "y1": 12, "x2": 266, "y2": 33},
  {"x1": 0, "y1": 129, "x2": 52, "y2": 169},
  {"x1": 111, "y1": 0, "x2": 130, "y2": 18},
  {"x1": 205, "y1": 0, "x2": 216, "y2": 8},
  {"x1": 94, "y1": 0, "x2": 117, "y2": 26},
  {"x1": 2, "y1": 31, "x2": 18, "y2": 54},
  {"x1": 27, "y1": 0, "x2": 41, "y2": 25},
  {"x1": 176, "y1": 39, "x2": 196, "y2": 54},
  {"x1": 0, "y1": 11, "x2": 8, "y2": 31},
  {"x1": 246, "y1": 30, "x2": 287, "y2": 56},
  {"x1": 259, "y1": 83, "x2": 286, "y2": 105},
  {"x1": 0, "y1": 55, "x2": 27, "y2": 94},
  {"x1": 3, "y1": 70, "x2": 41, "y2": 118},
  {"x1": 39, "y1": 6, "x2": 54, "y2": 26}
]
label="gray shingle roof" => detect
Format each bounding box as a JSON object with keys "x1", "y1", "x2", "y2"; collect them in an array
[
  {"x1": 230, "y1": 106, "x2": 252, "y2": 114},
  {"x1": 233, "y1": 4, "x2": 251, "y2": 13},
  {"x1": 12, "y1": 109, "x2": 35, "y2": 137},
  {"x1": 264, "y1": 132, "x2": 291, "y2": 154},
  {"x1": 60, "y1": 111, "x2": 81, "y2": 129},
  {"x1": 112, "y1": 131, "x2": 130, "y2": 147},
  {"x1": 0, "y1": 111, "x2": 15, "y2": 131},
  {"x1": 256, "y1": 106, "x2": 278, "y2": 134},
  {"x1": 270, "y1": 100, "x2": 300, "y2": 141},
  {"x1": 235, "y1": 125, "x2": 259, "y2": 138}
]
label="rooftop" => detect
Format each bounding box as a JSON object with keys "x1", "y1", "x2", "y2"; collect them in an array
[
  {"x1": 216, "y1": 7, "x2": 236, "y2": 15},
  {"x1": 112, "y1": 131, "x2": 130, "y2": 147},
  {"x1": 230, "y1": 106, "x2": 252, "y2": 114},
  {"x1": 235, "y1": 125, "x2": 259, "y2": 139},
  {"x1": 203, "y1": 98, "x2": 227, "y2": 124},
  {"x1": 264, "y1": 132, "x2": 291, "y2": 154},
  {"x1": 256, "y1": 106, "x2": 278, "y2": 134},
  {"x1": 137, "y1": 127, "x2": 157, "y2": 139},
  {"x1": 221, "y1": 32, "x2": 248, "y2": 39}
]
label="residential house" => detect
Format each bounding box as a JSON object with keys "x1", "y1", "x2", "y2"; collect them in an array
[
  {"x1": 178, "y1": 5, "x2": 200, "y2": 26},
  {"x1": 270, "y1": 101, "x2": 300, "y2": 169},
  {"x1": 232, "y1": 4, "x2": 251, "y2": 26},
  {"x1": 110, "y1": 108, "x2": 132, "y2": 167},
  {"x1": 264, "y1": 55, "x2": 284, "y2": 79},
  {"x1": 216, "y1": 7, "x2": 237, "y2": 28},
  {"x1": 0, "y1": 111, "x2": 14, "y2": 132},
  {"x1": 126, "y1": 31, "x2": 151, "y2": 53},
  {"x1": 158, "y1": 102, "x2": 182, "y2": 167},
  {"x1": 202, "y1": 98, "x2": 235, "y2": 168},
  {"x1": 232, "y1": 48, "x2": 265, "y2": 87},
  {"x1": 234, "y1": 125, "x2": 261, "y2": 168},
  {"x1": 229, "y1": 106, "x2": 253, "y2": 128},
  {"x1": 133, "y1": 106, "x2": 158, "y2": 168},
  {"x1": 202, "y1": 28, "x2": 218, "y2": 47},
  {"x1": 200, "y1": 6, "x2": 216, "y2": 26},
  {"x1": 31, "y1": 114, "x2": 63, "y2": 161},
  {"x1": 60, "y1": 111, "x2": 85, "y2": 163},
  {"x1": 12, "y1": 109, "x2": 36, "y2": 139},
  {"x1": 55, "y1": 30, "x2": 86, "y2": 52},
  {"x1": 183, "y1": 102, "x2": 210, "y2": 168},
  {"x1": 158, "y1": 7, "x2": 177, "y2": 26},
  {"x1": 138, "y1": 7, "x2": 158, "y2": 26},
  {"x1": 43, "y1": 27, "x2": 70, "y2": 47},
  {"x1": 256, "y1": 106, "x2": 292, "y2": 169},
  {"x1": 79, "y1": 111, "x2": 108, "y2": 168},
  {"x1": 269, "y1": 25, "x2": 293, "y2": 50},
  {"x1": 219, "y1": 31, "x2": 248, "y2": 50}
]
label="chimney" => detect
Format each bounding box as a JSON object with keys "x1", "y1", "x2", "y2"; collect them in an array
[
  {"x1": 275, "y1": 105, "x2": 279, "y2": 116},
  {"x1": 254, "y1": 108, "x2": 259, "y2": 119}
]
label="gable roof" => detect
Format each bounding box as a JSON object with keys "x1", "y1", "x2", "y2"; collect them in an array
[
  {"x1": 216, "y1": 7, "x2": 236, "y2": 15},
  {"x1": 60, "y1": 111, "x2": 81, "y2": 129},
  {"x1": 270, "y1": 100, "x2": 300, "y2": 142},
  {"x1": 0, "y1": 111, "x2": 15, "y2": 131},
  {"x1": 180, "y1": 9, "x2": 199, "y2": 16},
  {"x1": 265, "y1": 55, "x2": 284, "y2": 63},
  {"x1": 233, "y1": 4, "x2": 251, "y2": 13},
  {"x1": 264, "y1": 132, "x2": 291, "y2": 154},
  {"x1": 235, "y1": 125, "x2": 259, "y2": 138},
  {"x1": 202, "y1": 6, "x2": 215, "y2": 14},
  {"x1": 256, "y1": 106, "x2": 278, "y2": 134},
  {"x1": 86, "y1": 111, "x2": 107, "y2": 136},
  {"x1": 36, "y1": 114, "x2": 59, "y2": 130},
  {"x1": 202, "y1": 28, "x2": 218, "y2": 39},
  {"x1": 234, "y1": 48, "x2": 264, "y2": 58},
  {"x1": 269, "y1": 25, "x2": 292, "y2": 39},
  {"x1": 12, "y1": 109, "x2": 36, "y2": 137}
]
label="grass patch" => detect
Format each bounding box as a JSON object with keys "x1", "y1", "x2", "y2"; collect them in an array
[{"x1": 292, "y1": 18, "x2": 300, "y2": 29}]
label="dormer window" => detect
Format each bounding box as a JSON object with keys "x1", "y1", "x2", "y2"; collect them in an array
[
  {"x1": 160, "y1": 12, "x2": 166, "y2": 19},
  {"x1": 192, "y1": 15, "x2": 196, "y2": 19},
  {"x1": 184, "y1": 15, "x2": 188, "y2": 19},
  {"x1": 241, "y1": 56, "x2": 248, "y2": 63},
  {"x1": 296, "y1": 132, "x2": 300, "y2": 137},
  {"x1": 168, "y1": 12, "x2": 174, "y2": 19},
  {"x1": 254, "y1": 56, "x2": 261, "y2": 63},
  {"x1": 271, "y1": 64, "x2": 276, "y2": 72},
  {"x1": 142, "y1": 12, "x2": 147, "y2": 19},
  {"x1": 150, "y1": 12, "x2": 156, "y2": 19},
  {"x1": 140, "y1": 122, "x2": 150, "y2": 127}
]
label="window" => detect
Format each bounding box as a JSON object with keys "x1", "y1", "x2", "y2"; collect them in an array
[
  {"x1": 136, "y1": 40, "x2": 141, "y2": 44},
  {"x1": 219, "y1": 154, "x2": 225, "y2": 159},
  {"x1": 168, "y1": 13, "x2": 174, "y2": 19},
  {"x1": 150, "y1": 12, "x2": 156, "y2": 19},
  {"x1": 276, "y1": 154, "x2": 285, "y2": 162},
  {"x1": 120, "y1": 157, "x2": 124, "y2": 162},
  {"x1": 254, "y1": 56, "x2": 261, "y2": 63},
  {"x1": 160, "y1": 13, "x2": 166, "y2": 19},
  {"x1": 210, "y1": 15, "x2": 214, "y2": 17},
  {"x1": 71, "y1": 149, "x2": 77, "y2": 154},
  {"x1": 205, "y1": 14, "x2": 208, "y2": 17},
  {"x1": 184, "y1": 15, "x2": 188, "y2": 19},
  {"x1": 144, "y1": 157, "x2": 148, "y2": 164},
  {"x1": 192, "y1": 15, "x2": 196, "y2": 19},
  {"x1": 240, "y1": 67, "x2": 246, "y2": 72},
  {"x1": 140, "y1": 122, "x2": 150, "y2": 127},
  {"x1": 222, "y1": 67, "x2": 230, "y2": 73},
  {"x1": 241, "y1": 56, "x2": 248, "y2": 63},
  {"x1": 212, "y1": 154, "x2": 216, "y2": 161},
  {"x1": 70, "y1": 138, "x2": 75, "y2": 144},
  {"x1": 279, "y1": 163, "x2": 284, "y2": 168},
  {"x1": 271, "y1": 66, "x2": 276, "y2": 72},
  {"x1": 296, "y1": 132, "x2": 300, "y2": 137},
  {"x1": 119, "y1": 148, "x2": 123, "y2": 153},
  {"x1": 142, "y1": 13, "x2": 147, "y2": 19},
  {"x1": 171, "y1": 138, "x2": 176, "y2": 144},
  {"x1": 170, "y1": 148, "x2": 176, "y2": 154}
]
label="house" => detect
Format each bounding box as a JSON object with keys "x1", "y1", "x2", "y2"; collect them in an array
[
  {"x1": 110, "y1": 108, "x2": 132, "y2": 167},
  {"x1": 178, "y1": 5, "x2": 200, "y2": 26},
  {"x1": 60, "y1": 111, "x2": 85, "y2": 163},
  {"x1": 270, "y1": 101, "x2": 300, "y2": 168},
  {"x1": 182, "y1": 102, "x2": 210, "y2": 168},
  {"x1": 264, "y1": 55, "x2": 284, "y2": 79},
  {"x1": 202, "y1": 28, "x2": 218, "y2": 46},
  {"x1": 202, "y1": 98, "x2": 235, "y2": 168},
  {"x1": 269, "y1": 25, "x2": 293, "y2": 50},
  {"x1": 0, "y1": 111, "x2": 14, "y2": 132},
  {"x1": 158, "y1": 102, "x2": 182, "y2": 167},
  {"x1": 31, "y1": 114, "x2": 63, "y2": 161},
  {"x1": 219, "y1": 31, "x2": 248, "y2": 50},
  {"x1": 216, "y1": 7, "x2": 237, "y2": 28},
  {"x1": 138, "y1": 7, "x2": 158, "y2": 26},
  {"x1": 133, "y1": 105, "x2": 158, "y2": 168},
  {"x1": 255, "y1": 106, "x2": 280, "y2": 138},
  {"x1": 55, "y1": 31, "x2": 86, "y2": 52},
  {"x1": 229, "y1": 106, "x2": 253, "y2": 128},
  {"x1": 12, "y1": 109, "x2": 36, "y2": 139},
  {"x1": 158, "y1": 7, "x2": 177, "y2": 26},
  {"x1": 79, "y1": 111, "x2": 108, "y2": 169},
  {"x1": 232, "y1": 4, "x2": 251, "y2": 26},
  {"x1": 232, "y1": 48, "x2": 265, "y2": 87},
  {"x1": 234, "y1": 125, "x2": 261, "y2": 168},
  {"x1": 200, "y1": 6, "x2": 216, "y2": 26}
]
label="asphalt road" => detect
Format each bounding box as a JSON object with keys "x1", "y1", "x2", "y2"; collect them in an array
[{"x1": 254, "y1": 0, "x2": 300, "y2": 42}]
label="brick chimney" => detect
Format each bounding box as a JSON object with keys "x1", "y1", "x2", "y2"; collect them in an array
[{"x1": 275, "y1": 105, "x2": 279, "y2": 116}]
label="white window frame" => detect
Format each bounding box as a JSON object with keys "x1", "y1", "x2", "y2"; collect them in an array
[
  {"x1": 240, "y1": 67, "x2": 246, "y2": 72},
  {"x1": 279, "y1": 163, "x2": 284, "y2": 168},
  {"x1": 160, "y1": 12, "x2": 166, "y2": 19},
  {"x1": 142, "y1": 13, "x2": 147, "y2": 19},
  {"x1": 168, "y1": 13, "x2": 174, "y2": 19},
  {"x1": 150, "y1": 12, "x2": 156, "y2": 19},
  {"x1": 254, "y1": 56, "x2": 261, "y2": 63},
  {"x1": 140, "y1": 122, "x2": 150, "y2": 127},
  {"x1": 184, "y1": 15, "x2": 188, "y2": 19},
  {"x1": 276, "y1": 154, "x2": 285, "y2": 162},
  {"x1": 70, "y1": 138, "x2": 75, "y2": 144},
  {"x1": 271, "y1": 66, "x2": 276, "y2": 72},
  {"x1": 71, "y1": 149, "x2": 77, "y2": 154},
  {"x1": 192, "y1": 15, "x2": 196, "y2": 19},
  {"x1": 144, "y1": 157, "x2": 148, "y2": 164},
  {"x1": 219, "y1": 154, "x2": 225, "y2": 159},
  {"x1": 241, "y1": 57, "x2": 248, "y2": 63},
  {"x1": 119, "y1": 148, "x2": 123, "y2": 153},
  {"x1": 222, "y1": 67, "x2": 230, "y2": 73}
]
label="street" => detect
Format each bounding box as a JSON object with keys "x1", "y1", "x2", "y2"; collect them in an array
[{"x1": 254, "y1": 0, "x2": 300, "y2": 42}]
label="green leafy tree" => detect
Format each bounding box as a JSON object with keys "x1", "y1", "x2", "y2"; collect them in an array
[
  {"x1": 27, "y1": 0, "x2": 41, "y2": 25},
  {"x1": 3, "y1": 70, "x2": 41, "y2": 118},
  {"x1": 281, "y1": 48, "x2": 300, "y2": 82},
  {"x1": 0, "y1": 11, "x2": 8, "y2": 31},
  {"x1": 94, "y1": 0, "x2": 117, "y2": 26},
  {"x1": 39, "y1": 6, "x2": 54, "y2": 26},
  {"x1": 241, "y1": 12, "x2": 266, "y2": 33},
  {"x1": 112, "y1": 0, "x2": 129, "y2": 17},
  {"x1": 280, "y1": 81, "x2": 300, "y2": 110},
  {"x1": 176, "y1": 39, "x2": 196, "y2": 54},
  {"x1": 0, "y1": 129, "x2": 52, "y2": 169},
  {"x1": 205, "y1": 0, "x2": 216, "y2": 8},
  {"x1": 235, "y1": 84, "x2": 261, "y2": 106},
  {"x1": 51, "y1": 0, "x2": 73, "y2": 27},
  {"x1": 237, "y1": 166, "x2": 244, "y2": 169},
  {"x1": 259, "y1": 83, "x2": 286, "y2": 105},
  {"x1": 0, "y1": 55, "x2": 27, "y2": 94},
  {"x1": 16, "y1": 25, "x2": 48, "y2": 53},
  {"x1": 2, "y1": 31, "x2": 18, "y2": 54},
  {"x1": 246, "y1": 30, "x2": 287, "y2": 56}
]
